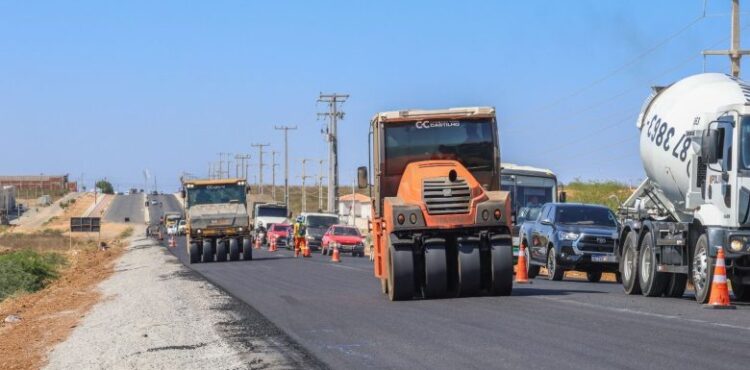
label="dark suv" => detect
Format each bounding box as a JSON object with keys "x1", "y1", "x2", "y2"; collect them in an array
[{"x1": 518, "y1": 203, "x2": 619, "y2": 282}]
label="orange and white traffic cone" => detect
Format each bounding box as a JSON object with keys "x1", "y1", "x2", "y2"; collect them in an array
[
  {"x1": 331, "y1": 247, "x2": 341, "y2": 263},
  {"x1": 158, "y1": 229, "x2": 164, "y2": 241},
  {"x1": 703, "y1": 247, "x2": 736, "y2": 309},
  {"x1": 515, "y1": 243, "x2": 531, "y2": 284},
  {"x1": 267, "y1": 241, "x2": 274, "y2": 252},
  {"x1": 254, "y1": 238, "x2": 261, "y2": 249},
  {"x1": 169, "y1": 236, "x2": 176, "y2": 248}
]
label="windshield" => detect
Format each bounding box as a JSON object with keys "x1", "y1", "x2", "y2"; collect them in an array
[
  {"x1": 384, "y1": 119, "x2": 495, "y2": 176},
  {"x1": 741, "y1": 116, "x2": 750, "y2": 170},
  {"x1": 187, "y1": 184, "x2": 246, "y2": 207},
  {"x1": 307, "y1": 215, "x2": 339, "y2": 228},
  {"x1": 501, "y1": 174, "x2": 556, "y2": 223},
  {"x1": 333, "y1": 227, "x2": 360, "y2": 236},
  {"x1": 517, "y1": 206, "x2": 542, "y2": 224},
  {"x1": 555, "y1": 206, "x2": 617, "y2": 227},
  {"x1": 258, "y1": 206, "x2": 287, "y2": 218}
]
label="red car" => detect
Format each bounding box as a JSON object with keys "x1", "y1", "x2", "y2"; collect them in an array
[
  {"x1": 321, "y1": 225, "x2": 366, "y2": 257},
  {"x1": 267, "y1": 223, "x2": 292, "y2": 249}
]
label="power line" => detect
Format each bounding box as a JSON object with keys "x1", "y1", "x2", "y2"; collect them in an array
[{"x1": 505, "y1": 13, "x2": 706, "y2": 125}]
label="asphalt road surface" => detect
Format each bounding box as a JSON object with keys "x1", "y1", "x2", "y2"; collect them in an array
[
  {"x1": 157, "y1": 195, "x2": 750, "y2": 369},
  {"x1": 146, "y1": 194, "x2": 183, "y2": 225},
  {"x1": 104, "y1": 194, "x2": 146, "y2": 223}
]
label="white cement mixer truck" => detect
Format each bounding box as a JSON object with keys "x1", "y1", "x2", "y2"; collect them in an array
[{"x1": 617, "y1": 73, "x2": 750, "y2": 303}]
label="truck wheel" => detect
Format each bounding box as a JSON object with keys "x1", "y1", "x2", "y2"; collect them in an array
[
  {"x1": 216, "y1": 240, "x2": 227, "y2": 262},
  {"x1": 189, "y1": 242, "x2": 200, "y2": 264},
  {"x1": 423, "y1": 241, "x2": 447, "y2": 299},
  {"x1": 489, "y1": 240, "x2": 513, "y2": 296},
  {"x1": 638, "y1": 231, "x2": 668, "y2": 297},
  {"x1": 692, "y1": 234, "x2": 713, "y2": 304},
  {"x1": 546, "y1": 248, "x2": 564, "y2": 281},
  {"x1": 457, "y1": 240, "x2": 481, "y2": 296},
  {"x1": 639, "y1": 231, "x2": 668, "y2": 297},
  {"x1": 229, "y1": 238, "x2": 240, "y2": 261},
  {"x1": 664, "y1": 273, "x2": 687, "y2": 298},
  {"x1": 730, "y1": 276, "x2": 750, "y2": 301},
  {"x1": 242, "y1": 237, "x2": 253, "y2": 261},
  {"x1": 387, "y1": 242, "x2": 414, "y2": 301},
  {"x1": 202, "y1": 240, "x2": 214, "y2": 263},
  {"x1": 621, "y1": 231, "x2": 641, "y2": 295},
  {"x1": 586, "y1": 270, "x2": 602, "y2": 283}
]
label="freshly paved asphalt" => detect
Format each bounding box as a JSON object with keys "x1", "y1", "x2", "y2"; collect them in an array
[
  {"x1": 153, "y1": 195, "x2": 750, "y2": 370},
  {"x1": 104, "y1": 194, "x2": 146, "y2": 223}
]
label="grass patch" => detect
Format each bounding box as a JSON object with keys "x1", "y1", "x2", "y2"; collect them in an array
[
  {"x1": 0, "y1": 250, "x2": 67, "y2": 302},
  {"x1": 118, "y1": 227, "x2": 133, "y2": 240},
  {"x1": 563, "y1": 180, "x2": 633, "y2": 211},
  {"x1": 0, "y1": 229, "x2": 66, "y2": 251}
]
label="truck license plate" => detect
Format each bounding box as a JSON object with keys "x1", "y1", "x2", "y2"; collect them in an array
[{"x1": 591, "y1": 254, "x2": 615, "y2": 263}]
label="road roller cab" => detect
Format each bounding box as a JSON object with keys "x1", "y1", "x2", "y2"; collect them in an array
[{"x1": 359, "y1": 106, "x2": 514, "y2": 300}]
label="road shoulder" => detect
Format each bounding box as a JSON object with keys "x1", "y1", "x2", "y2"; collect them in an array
[{"x1": 45, "y1": 226, "x2": 326, "y2": 369}]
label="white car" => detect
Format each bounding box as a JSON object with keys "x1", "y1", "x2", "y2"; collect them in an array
[
  {"x1": 177, "y1": 220, "x2": 186, "y2": 235},
  {"x1": 166, "y1": 224, "x2": 178, "y2": 236}
]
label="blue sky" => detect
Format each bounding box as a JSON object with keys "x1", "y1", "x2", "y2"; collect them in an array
[{"x1": 0, "y1": 1, "x2": 745, "y2": 191}]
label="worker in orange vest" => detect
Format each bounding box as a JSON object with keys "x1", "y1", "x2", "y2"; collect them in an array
[{"x1": 293, "y1": 216, "x2": 306, "y2": 258}]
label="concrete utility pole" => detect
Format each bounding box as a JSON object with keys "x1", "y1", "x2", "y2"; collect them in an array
[
  {"x1": 317, "y1": 93, "x2": 349, "y2": 213},
  {"x1": 318, "y1": 159, "x2": 327, "y2": 212},
  {"x1": 274, "y1": 125, "x2": 298, "y2": 209},
  {"x1": 217, "y1": 152, "x2": 232, "y2": 179},
  {"x1": 703, "y1": 0, "x2": 750, "y2": 77},
  {"x1": 251, "y1": 143, "x2": 270, "y2": 194},
  {"x1": 299, "y1": 159, "x2": 314, "y2": 212},
  {"x1": 234, "y1": 154, "x2": 251, "y2": 179},
  {"x1": 271, "y1": 151, "x2": 279, "y2": 201}
]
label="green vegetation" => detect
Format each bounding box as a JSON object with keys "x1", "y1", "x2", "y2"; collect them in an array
[
  {"x1": 96, "y1": 180, "x2": 114, "y2": 195},
  {"x1": 118, "y1": 227, "x2": 133, "y2": 240},
  {"x1": 59, "y1": 198, "x2": 76, "y2": 209},
  {"x1": 0, "y1": 250, "x2": 67, "y2": 302},
  {"x1": 563, "y1": 180, "x2": 633, "y2": 211}
]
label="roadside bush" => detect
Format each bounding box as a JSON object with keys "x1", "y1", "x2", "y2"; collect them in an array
[
  {"x1": 563, "y1": 180, "x2": 633, "y2": 211},
  {"x1": 0, "y1": 250, "x2": 67, "y2": 301}
]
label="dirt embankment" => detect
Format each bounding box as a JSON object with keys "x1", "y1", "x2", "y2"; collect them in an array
[{"x1": 0, "y1": 233, "x2": 128, "y2": 370}]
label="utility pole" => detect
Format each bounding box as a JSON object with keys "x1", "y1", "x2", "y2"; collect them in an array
[
  {"x1": 703, "y1": 0, "x2": 750, "y2": 77},
  {"x1": 251, "y1": 143, "x2": 270, "y2": 194},
  {"x1": 271, "y1": 151, "x2": 279, "y2": 201},
  {"x1": 318, "y1": 159, "x2": 327, "y2": 212},
  {"x1": 317, "y1": 93, "x2": 349, "y2": 213},
  {"x1": 235, "y1": 154, "x2": 251, "y2": 179},
  {"x1": 274, "y1": 125, "x2": 298, "y2": 209},
  {"x1": 217, "y1": 152, "x2": 232, "y2": 179},
  {"x1": 299, "y1": 159, "x2": 314, "y2": 212}
]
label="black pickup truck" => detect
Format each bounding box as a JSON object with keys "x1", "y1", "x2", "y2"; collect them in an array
[{"x1": 518, "y1": 203, "x2": 619, "y2": 282}]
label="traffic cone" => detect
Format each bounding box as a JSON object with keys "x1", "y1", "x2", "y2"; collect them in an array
[
  {"x1": 303, "y1": 241, "x2": 311, "y2": 258},
  {"x1": 158, "y1": 229, "x2": 164, "y2": 241},
  {"x1": 268, "y1": 241, "x2": 274, "y2": 252},
  {"x1": 254, "y1": 238, "x2": 261, "y2": 249},
  {"x1": 515, "y1": 243, "x2": 531, "y2": 284},
  {"x1": 703, "y1": 247, "x2": 736, "y2": 309},
  {"x1": 169, "y1": 236, "x2": 176, "y2": 248},
  {"x1": 331, "y1": 247, "x2": 341, "y2": 263}
]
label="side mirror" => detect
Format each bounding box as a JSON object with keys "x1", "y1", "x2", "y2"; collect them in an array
[
  {"x1": 701, "y1": 128, "x2": 721, "y2": 163},
  {"x1": 180, "y1": 189, "x2": 186, "y2": 198},
  {"x1": 540, "y1": 218, "x2": 553, "y2": 226},
  {"x1": 357, "y1": 166, "x2": 368, "y2": 189},
  {"x1": 559, "y1": 191, "x2": 567, "y2": 203}
]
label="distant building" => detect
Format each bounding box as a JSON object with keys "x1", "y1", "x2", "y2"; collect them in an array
[
  {"x1": 338, "y1": 193, "x2": 372, "y2": 230},
  {"x1": 0, "y1": 175, "x2": 72, "y2": 196},
  {"x1": 0, "y1": 185, "x2": 16, "y2": 213}
]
